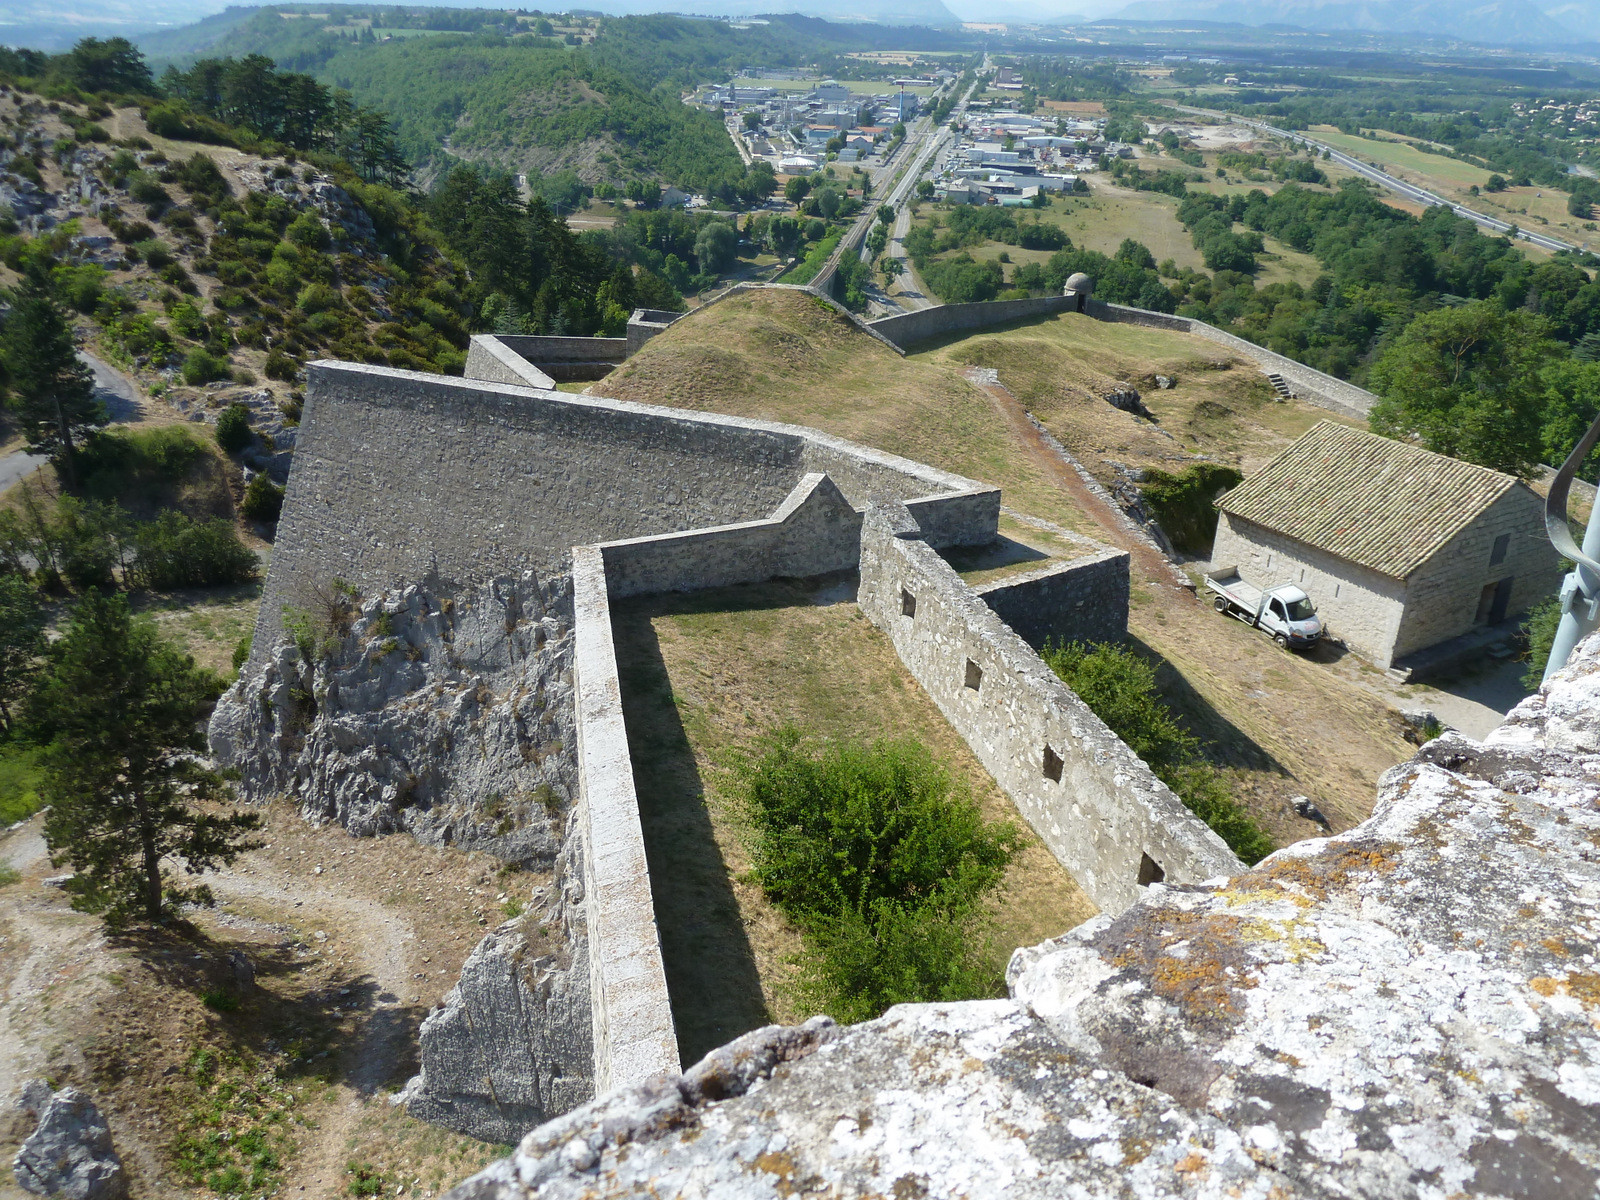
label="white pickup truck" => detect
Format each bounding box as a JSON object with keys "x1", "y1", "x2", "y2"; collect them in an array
[{"x1": 1205, "y1": 567, "x2": 1323, "y2": 650}]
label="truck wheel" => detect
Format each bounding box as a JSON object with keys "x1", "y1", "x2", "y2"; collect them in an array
[
  {"x1": 1213, "y1": 596, "x2": 1227, "y2": 613},
  {"x1": 1275, "y1": 633, "x2": 1290, "y2": 650}
]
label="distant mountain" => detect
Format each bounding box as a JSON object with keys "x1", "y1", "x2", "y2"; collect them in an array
[{"x1": 1105, "y1": 0, "x2": 1590, "y2": 46}]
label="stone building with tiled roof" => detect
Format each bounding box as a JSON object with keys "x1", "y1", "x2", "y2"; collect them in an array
[{"x1": 1212, "y1": 421, "x2": 1561, "y2": 670}]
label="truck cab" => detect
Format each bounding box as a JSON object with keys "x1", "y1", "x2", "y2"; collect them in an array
[{"x1": 1205, "y1": 568, "x2": 1323, "y2": 650}]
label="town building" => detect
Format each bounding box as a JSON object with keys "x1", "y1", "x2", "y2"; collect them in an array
[{"x1": 1211, "y1": 421, "x2": 1561, "y2": 670}]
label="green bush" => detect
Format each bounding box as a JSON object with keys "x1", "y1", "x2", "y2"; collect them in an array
[
  {"x1": 0, "y1": 741, "x2": 45, "y2": 826},
  {"x1": 169, "y1": 301, "x2": 205, "y2": 340},
  {"x1": 130, "y1": 511, "x2": 258, "y2": 591},
  {"x1": 1522, "y1": 593, "x2": 1563, "y2": 688},
  {"x1": 1139, "y1": 463, "x2": 1244, "y2": 555},
  {"x1": 240, "y1": 472, "x2": 284, "y2": 523},
  {"x1": 79, "y1": 425, "x2": 204, "y2": 501},
  {"x1": 736, "y1": 729, "x2": 1017, "y2": 1022},
  {"x1": 286, "y1": 214, "x2": 330, "y2": 250},
  {"x1": 183, "y1": 348, "x2": 231, "y2": 386},
  {"x1": 296, "y1": 283, "x2": 340, "y2": 315},
  {"x1": 134, "y1": 238, "x2": 173, "y2": 269},
  {"x1": 264, "y1": 350, "x2": 298, "y2": 382},
  {"x1": 1042, "y1": 641, "x2": 1274, "y2": 864},
  {"x1": 214, "y1": 404, "x2": 252, "y2": 454}
]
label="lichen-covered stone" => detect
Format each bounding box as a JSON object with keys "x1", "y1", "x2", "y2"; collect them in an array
[
  {"x1": 12, "y1": 1086, "x2": 126, "y2": 1200},
  {"x1": 442, "y1": 633, "x2": 1600, "y2": 1199},
  {"x1": 209, "y1": 572, "x2": 576, "y2": 863}
]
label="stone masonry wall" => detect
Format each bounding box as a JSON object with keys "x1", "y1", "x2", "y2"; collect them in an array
[
  {"x1": 1212, "y1": 512, "x2": 1408, "y2": 667},
  {"x1": 463, "y1": 336, "x2": 557, "y2": 390},
  {"x1": 867, "y1": 295, "x2": 1076, "y2": 349},
  {"x1": 972, "y1": 550, "x2": 1129, "y2": 650},
  {"x1": 571, "y1": 545, "x2": 680, "y2": 1094},
  {"x1": 859, "y1": 502, "x2": 1241, "y2": 913},
  {"x1": 1397, "y1": 486, "x2": 1563, "y2": 661},
  {"x1": 441, "y1": 630, "x2": 1600, "y2": 1200},
  {"x1": 258, "y1": 363, "x2": 996, "y2": 665},
  {"x1": 1088, "y1": 300, "x2": 1378, "y2": 418},
  {"x1": 598, "y1": 474, "x2": 863, "y2": 599}
]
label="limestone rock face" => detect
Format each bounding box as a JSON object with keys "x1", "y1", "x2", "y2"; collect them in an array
[
  {"x1": 442, "y1": 634, "x2": 1600, "y2": 1199},
  {"x1": 401, "y1": 821, "x2": 595, "y2": 1142},
  {"x1": 209, "y1": 573, "x2": 577, "y2": 864},
  {"x1": 12, "y1": 1086, "x2": 127, "y2": 1200}
]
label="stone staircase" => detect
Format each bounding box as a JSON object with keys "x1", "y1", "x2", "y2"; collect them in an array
[{"x1": 1265, "y1": 371, "x2": 1294, "y2": 399}]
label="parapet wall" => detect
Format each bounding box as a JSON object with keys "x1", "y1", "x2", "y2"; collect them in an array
[
  {"x1": 868, "y1": 294, "x2": 1076, "y2": 349},
  {"x1": 973, "y1": 550, "x2": 1129, "y2": 650},
  {"x1": 463, "y1": 335, "x2": 556, "y2": 389},
  {"x1": 859, "y1": 503, "x2": 1241, "y2": 913},
  {"x1": 1088, "y1": 300, "x2": 1377, "y2": 417},
  {"x1": 258, "y1": 363, "x2": 997, "y2": 661},
  {"x1": 571, "y1": 546, "x2": 680, "y2": 1093}
]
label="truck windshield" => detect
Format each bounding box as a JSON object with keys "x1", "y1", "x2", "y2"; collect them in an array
[{"x1": 1286, "y1": 597, "x2": 1316, "y2": 621}]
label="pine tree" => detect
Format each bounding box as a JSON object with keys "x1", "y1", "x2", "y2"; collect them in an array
[
  {"x1": 0, "y1": 575, "x2": 45, "y2": 734},
  {"x1": 0, "y1": 285, "x2": 104, "y2": 489},
  {"x1": 27, "y1": 592, "x2": 262, "y2": 928}
]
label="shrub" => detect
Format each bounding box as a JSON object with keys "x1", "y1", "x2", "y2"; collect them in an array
[
  {"x1": 264, "y1": 350, "x2": 298, "y2": 382},
  {"x1": 296, "y1": 284, "x2": 340, "y2": 315},
  {"x1": 130, "y1": 512, "x2": 258, "y2": 591},
  {"x1": 182, "y1": 348, "x2": 230, "y2": 385},
  {"x1": 1042, "y1": 641, "x2": 1274, "y2": 864},
  {"x1": 240, "y1": 472, "x2": 284, "y2": 523},
  {"x1": 169, "y1": 301, "x2": 205, "y2": 340},
  {"x1": 1139, "y1": 463, "x2": 1243, "y2": 555},
  {"x1": 213, "y1": 403, "x2": 252, "y2": 453},
  {"x1": 736, "y1": 729, "x2": 1017, "y2": 1021},
  {"x1": 78, "y1": 425, "x2": 204, "y2": 500},
  {"x1": 1522, "y1": 593, "x2": 1563, "y2": 688},
  {"x1": 286, "y1": 214, "x2": 330, "y2": 250}
]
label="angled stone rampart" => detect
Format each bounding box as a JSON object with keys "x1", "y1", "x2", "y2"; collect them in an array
[
  {"x1": 858, "y1": 502, "x2": 1241, "y2": 912},
  {"x1": 972, "y1": 550, "x2": 1130, "y2": 650}
]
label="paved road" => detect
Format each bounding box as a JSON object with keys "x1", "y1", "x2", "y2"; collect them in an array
[
  {"x1": 1172, "y1": 104, "x2": 1580, "y2": 255},
  {"x1": 0, "y1": 351, "x2": 145, "y2": 495}
]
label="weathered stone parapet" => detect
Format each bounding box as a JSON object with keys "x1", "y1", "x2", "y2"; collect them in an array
[
  {"x1": 867, "y1": 294, "x2": 1077, "y2": 348},
  {"x1": 571, "y1": 545, "x2": 679, "y2": 1093},
  {"x1": 439, "y1": 632, "x2": 1600, "y2": 1200},
  {"x1": 972, "y1": 548, "x2": 1130, "y2": 650},
  {"x1": 463, "y1": 335, "x2": 557, "y2": 390},
  {"x1": 859, "y1": 502, "x2": 1240, "y2": 913}
]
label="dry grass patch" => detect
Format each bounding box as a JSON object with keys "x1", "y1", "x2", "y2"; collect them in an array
[{"x1": 612, "y1": 578, "x2": 1096, "y2": 1063}]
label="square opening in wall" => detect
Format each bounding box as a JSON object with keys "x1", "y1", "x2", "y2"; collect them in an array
[
  {"x1": 1042, "y1": 745, "x2": 1063, "y2": 782},
  {"x1": 901, "y1": 588, "x2": 917, "y2": 618},
  {"x1": 964, "y1": 658, "x2": 982, "y2": 691},
  {"x1": 1138, "y1": 852, "x2": 1166, "y2": 886}
]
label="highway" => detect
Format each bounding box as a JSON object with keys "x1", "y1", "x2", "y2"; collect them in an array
[{"x1": 1171, "y1": 104, "x2": 1581, "y2": 255}]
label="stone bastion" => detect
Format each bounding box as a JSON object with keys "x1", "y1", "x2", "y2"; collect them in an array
[{"x1": 211, "y1": 350, "x2": 1240, "y2": 1148}]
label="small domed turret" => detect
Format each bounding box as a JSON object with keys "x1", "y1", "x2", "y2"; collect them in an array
[{"x1": 1064, "y1": 272, "x2": 1094, "y2": 296}]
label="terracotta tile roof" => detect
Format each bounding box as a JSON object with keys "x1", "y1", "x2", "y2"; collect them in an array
[{"x1": 1216, "y1": 421, "x2": 1518, "y2": 580}]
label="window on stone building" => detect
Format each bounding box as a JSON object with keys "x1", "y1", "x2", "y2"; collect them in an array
[
  {"x1": 901, "y1": 587, "x2": 916, "y2": 618},
  {"x1": 964, "y1": 658, "x2": 982, "y2": 691},
  {"x1": 1042, "y1": 745, "x2": 1063, "y2": 783},
  {"x1": 1490, "y1": 533, "x2": 1510, "y2": 566}
]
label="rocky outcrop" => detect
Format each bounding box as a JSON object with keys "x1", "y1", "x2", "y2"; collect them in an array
[
  {"x1": 209, "y1": 572, "x2": 577, "y2": 864},
  {"x1": 12, "y1": 1084, "x2": 127, "y2": 1200},
  {"x1": 400, "y1": 818, "x2": 596, "y2": 1142},
  {"x1": 441, "y1": 633, "x2": 1600, "y2": 1199}
]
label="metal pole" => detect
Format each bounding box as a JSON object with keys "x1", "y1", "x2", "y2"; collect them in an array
[{"x1": 1542, "y1": 409, "x2": 1600, "y2": 682}]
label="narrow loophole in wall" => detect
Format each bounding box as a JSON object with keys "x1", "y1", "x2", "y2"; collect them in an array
[
  {"x1": 1138, "y1": 852, "x2": 1166, "y2": 886},
  {"x1": 1042, "y1": 745, "x2": 1063, "y2": 783},
  {"x1": 964, "y1": 658, "x2": 982, "y2": 691},
  {"x1": 901, "y1": 587, "x2": 917, "y2": 618}
]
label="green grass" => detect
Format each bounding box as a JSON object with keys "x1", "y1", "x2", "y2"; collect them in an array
[
  {"x1": 1309, "y1": 128, "x2": 1494, "y2": 188},
  {"x1": 0, "y1": 740, "x2": 45, "y2": 826},
  {"x1": 779, "y1": 230, "x2": 843, "y2": 286}
]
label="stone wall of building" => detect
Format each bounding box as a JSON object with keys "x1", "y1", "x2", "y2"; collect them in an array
[
  {"x1": 972, "y1": 550, "x2": 1130, "y2": 650},
  {"x1": 1396, "y1": 486, "x2": 1563, "y2": 661},
  {"x1": 571, "y1": 546, "x2": 681, "y2": 1094},
  {"x1": 867, "y1": 295, "x2": 1076, "y2": 349},
  {"x1": 859, "y1": 502, "x2": 1241, "y2": 913},
  {"x1": 1212, "y1": 512, "x2": 1407, "y2": 666},
  {"x1": 440, "y1": 631, "x2": 1600, "y2": 1200}
]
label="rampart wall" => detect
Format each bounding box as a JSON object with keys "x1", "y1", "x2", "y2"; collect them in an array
[
  {"x1": 867, "y1": 295, "x2": 1076, "y2": 348},
  {"x1": 258, "y1": 363, "x2": 996, "y2": 660},
  {"x1": 571, "y1": 546, "x2": 680, "y2": 1091},
  {"x1": 973, "y1": 551, "x2": 1130, "y2": 650},
  {"x1": 859, "y1": 503, "x2": 1242, "y2": 912},
  {"x1": 463, "y1": 335, "x2": 556, "y2": 389},
  {"x1": 1087, "y1": 300, "x2": 1377, "y2": 417}
]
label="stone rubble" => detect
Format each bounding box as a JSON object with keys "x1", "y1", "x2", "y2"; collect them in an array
[
  {"x1": 11, "y1": 1084, "x2": 127, "y2": 1200},
  {"x1": 439, "y1": 631, "x2": 1600, "y2": 1200}
]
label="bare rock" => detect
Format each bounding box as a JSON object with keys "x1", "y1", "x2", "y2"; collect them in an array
[
  {"x1": 441, "y1": 632, "x2": 1600, "y2": 1199},
  {"x1": 402, "y1": 820, "x2": 595, "y2": 1142},
  {"x1": 208, "y1": 573, "x2": 577, "y2": 865},
  {"x1": 12, "y1": 1087, "x2": 126, "y2": 1200}
]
